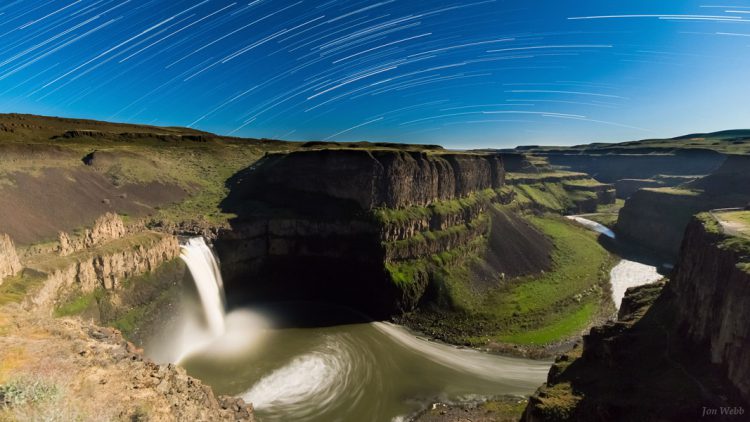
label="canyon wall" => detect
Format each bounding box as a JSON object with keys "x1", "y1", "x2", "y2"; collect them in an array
[
  {"x1": 617, "y1": 154, "x2": 750, "y2": 257},
  {"x1": 217, "y1": 148, "x2": 615, "y2": 318},
  {"x1": 217, "y1": 149, "x2": 519, "y2": 317},
  {"x1": 9, "y1": 213, "x2": 181, "y2": 312},
  {"x1": 0, "y1": 233, "x2": 22, "y2": 284},
  {"x1": 523, "y1": 214, "x2": 749, "y2": 421},
  {"x1": 670, "y1": 217, "x2": 750, "y2": 401},
  {"x1": 537, "y1": 149, "x2": 725, "y2": 183},
  {"x1": 244, "y1": 149, "x2": 505, "y2": 209}
]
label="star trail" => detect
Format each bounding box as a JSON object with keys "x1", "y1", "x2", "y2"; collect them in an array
[{"x1": 0, "y1": 0, "x2": 749, "y2": 147}]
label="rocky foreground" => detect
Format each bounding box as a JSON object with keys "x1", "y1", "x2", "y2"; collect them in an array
[{"x1": 0, "y1": 303, "x2": 254, "y2": 421}]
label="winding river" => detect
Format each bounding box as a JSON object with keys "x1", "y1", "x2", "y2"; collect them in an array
[
  {"x1": 566, "y1": 215, "x2": 663, "y2": 308},
  {"x1": 147, "y1": 217, "x2": 665, "y2": 421}
]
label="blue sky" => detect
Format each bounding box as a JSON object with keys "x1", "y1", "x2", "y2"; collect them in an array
[{"x1": 0, "y1": 0, "x2": 749, "y2": 148}]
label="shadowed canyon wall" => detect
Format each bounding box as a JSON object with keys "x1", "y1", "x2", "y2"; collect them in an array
[
  {"x1": 536, "y1": 149, "x2": 725, "y2": 183},
  {"x1": 523, "y1": 215, "x2": 750, "y2": 421},
  {"x1": 617, "y1": 154, "x2": 750, "y2": 257},
  {"x1": 216, "y1": 149, "x2": 513, "y2": 317}
]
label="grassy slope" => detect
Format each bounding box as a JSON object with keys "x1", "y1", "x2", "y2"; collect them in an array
[
  {"x1": 404, "y1": 212, "x2": 614, "y2": 348},
  {"x1": 0, "y1": 114, "x2": 285, "y2": 235},
  {"x1": 521, "y1": 129, "x2": 750, "y2": 155},
  {"x1": 473, "y1": 215, "x2": 613, "y2": 345}
]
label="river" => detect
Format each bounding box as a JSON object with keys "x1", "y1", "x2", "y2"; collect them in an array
[
  {"x1": 149, "y1": 217, "x2": 663, "y2": 421},
  {"x1": 566, "y1": 215, "x2": 663, "y2": 308}
]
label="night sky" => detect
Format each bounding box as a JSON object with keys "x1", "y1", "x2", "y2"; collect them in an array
[{"x1": 1, "y1": 1, "x2": 749, "y2": 148}]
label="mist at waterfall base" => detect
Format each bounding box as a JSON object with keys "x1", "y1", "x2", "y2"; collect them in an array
[
  {"x1": 145, "y1": 237, "x2": 269, "y2": 364},
  {"x1": 143, "y1": 237, "x2": 550, "y2": 422}
]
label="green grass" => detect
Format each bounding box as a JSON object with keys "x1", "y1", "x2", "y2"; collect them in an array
[
  {"x1": 373, "y1": 188, "x2": 497, "y2": 224},
  {"x1": 643, "y1": 187, "x2": 701, "y2": 196},
  {"x1": 54, "y1": 291, "x2": 97, "y2": 317},
  {"x1": 385, "y1": 261, "x2": 427, "y2": 288},
  {"x1": 0, "y1": 271, "x2": 46, "y2": 306},
  {"x1": 486, "y1": 216, "x2": 610, "y2": 318},
  {"x1": 403, "y1": 213, "x2": 614, "y2": 347},
  {"x1": 497, "y1": 302, "x2": 595, "y2": 344},
  {"x1": 514, "y1": 182, "x2": 572, "y2": 212},
  {"x1": 505, "y1": 171, "x2": 587, "y2": 181}
]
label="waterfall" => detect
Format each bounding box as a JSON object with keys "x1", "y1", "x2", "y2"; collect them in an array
[{"x1": 179, "y1": 237, "x2": 227, "y2": 337}]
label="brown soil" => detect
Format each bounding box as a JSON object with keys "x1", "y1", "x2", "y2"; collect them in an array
[{"x1": 0, "y1": 167, "x2": 187, "y2": 245}]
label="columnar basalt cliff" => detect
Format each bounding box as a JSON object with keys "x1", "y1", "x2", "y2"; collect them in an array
[
  {"x1": 523, "y1": 214, "x2": 750, "y2": 421},
  {"x1": 670, "y1": 217, "x2": 750, "y2": 401},
  {"x1": 0, "y1": 233, "x2": 22, "y2": 284},
  {"x1": 249, "y1": 149, "x2": 506, "y2": 209},
  {"x1": 617, "y1": 154, "x2": 750, "y2": 257},
  {"x1": 5, "y1": 213, "x2": 181, "y2": 312},
  {"x1": 217, "y1": 149, "x2": 514, "y2": 317}
]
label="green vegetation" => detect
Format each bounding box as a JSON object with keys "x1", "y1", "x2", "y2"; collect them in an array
[
  {"x1": 517, "y1": 129, "x2": 750, "y2": 155},
  {"x1": 385, "y1": 261, "x2": 427, "y2": 289},
  {"x1": 0, "y1": 379, "x2": 59, "y2": 407},
  {"x1": 505, "y1": 171, "x2": 587, "y2": 181},
  {"x1": 404, "y1": 214, "x2": 615, "y2": 347},
  {"x1": 0, "y1": 271, "x2": 46, "y2": 306},
  {"x1": 497, "y1": 303, "x2": 595, "y2": 344},
  {"x1": 54, "y1": 291, "x2": 98, "y2": 317},
  {"x1": 472, "y1": 216, "x2": 613, "y2": 344},
  {"x1": 643, "y1": 187, "x2": 701, "y2": 196},
  {"x1": 373, "y1": 188, "x2": 497, "y2": 224},
  {"x1": 512, "y1": 182, "x2": 580, "y2": 212},
  {"x1": 52, "y1": 259, "x2": 185, "y2": 340}
]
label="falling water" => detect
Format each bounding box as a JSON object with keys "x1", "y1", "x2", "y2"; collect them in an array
[{"x1": 179, "y1": 237, "x2": 227, "y2": 336}]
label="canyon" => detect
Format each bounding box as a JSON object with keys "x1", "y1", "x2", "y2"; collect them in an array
[
  {"x1": 523, "y1": 211, "x2": 750, "y2": 420},
  {"x1": 0, "y1": 114, "x2": 748, "y2": 421}
]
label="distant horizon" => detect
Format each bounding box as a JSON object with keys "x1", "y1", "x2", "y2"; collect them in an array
[
  {"x1": 1, "y1": 1, "x2": 749, "y2": 149},
  {"x1": 4, "y1": 110, "x2": 749, "y2": 151}
]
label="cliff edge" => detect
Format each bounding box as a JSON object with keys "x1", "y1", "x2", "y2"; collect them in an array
[{"x1": 523, "y1": 212, "x2": 750, "y2": 421}]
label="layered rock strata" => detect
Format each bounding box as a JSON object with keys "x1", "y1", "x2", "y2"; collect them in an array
[
  {"x1": 617, "y1": 154, "x2": 750, "y2": 257},
  {"x1": 523, "y1": 214, "x2": 750, "y2": 421},
  {"x1": 217, "y1": 149, "x2": 512, "y2": 317}
]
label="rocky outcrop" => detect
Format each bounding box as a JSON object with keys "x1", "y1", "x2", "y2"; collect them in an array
[
  {"x1": 58, "y1": 213, "x2": 127, "y2": 256},
  {"x1": 523, "y1": 215, "x2": 749, "y2": 421},
  {"x1": 28, "y1": 232, "x2": 180, "y2": 310},
  {"x1": 617, "y1": 155, "x2": 750, "y2": 257},
  {"x1": 0, "y1": 304, "x2": 254, "y2": 421},
  {"x1": 0, "y1": 233, "x2": 22, "y2": 284}
]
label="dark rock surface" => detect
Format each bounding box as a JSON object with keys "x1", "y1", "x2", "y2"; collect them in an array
[{"x1": 522, "y1": 216, "x2": 750, "y2": 421}]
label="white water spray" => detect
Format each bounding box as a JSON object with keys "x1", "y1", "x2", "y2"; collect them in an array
[
  {"x1": 179, "y1": 237, "x2": 227, "y2": 337},
  {"x1": 145, "y1": 237, "x2": 268, "y2": 363}
]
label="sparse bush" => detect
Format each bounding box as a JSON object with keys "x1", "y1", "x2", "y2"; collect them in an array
[{"x1": 0, "y1": 379, "x2": 59, "y2": 407}]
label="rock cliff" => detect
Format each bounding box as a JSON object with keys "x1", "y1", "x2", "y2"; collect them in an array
[
  {"x1": 244, "y1": 149, "x2": 505, "y2": 209},
  {"x1": 218, "y1": 149, "x2": 521, "y2": 317},
  {"x1": 0, "y1": 234, "x2": 21, "y2": 284},
  {"x1": 670, "y1": 216, "x2": 750, "y2": 401},
  {"x1": 617, "y1": 154, "x2": 750, "y2": 257},
  {"x1": 30, "y1": 232, "x2": 180, "y2": 311},
  {"x1": 523, "y1": 214, "x2": 749, "y2": 421},
  {"x1": 534, "y1": 148, "x2": 725, "y2": 183},
  {"x1": 58, "y1": 212, "x2": 128, "y2": 256}
]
